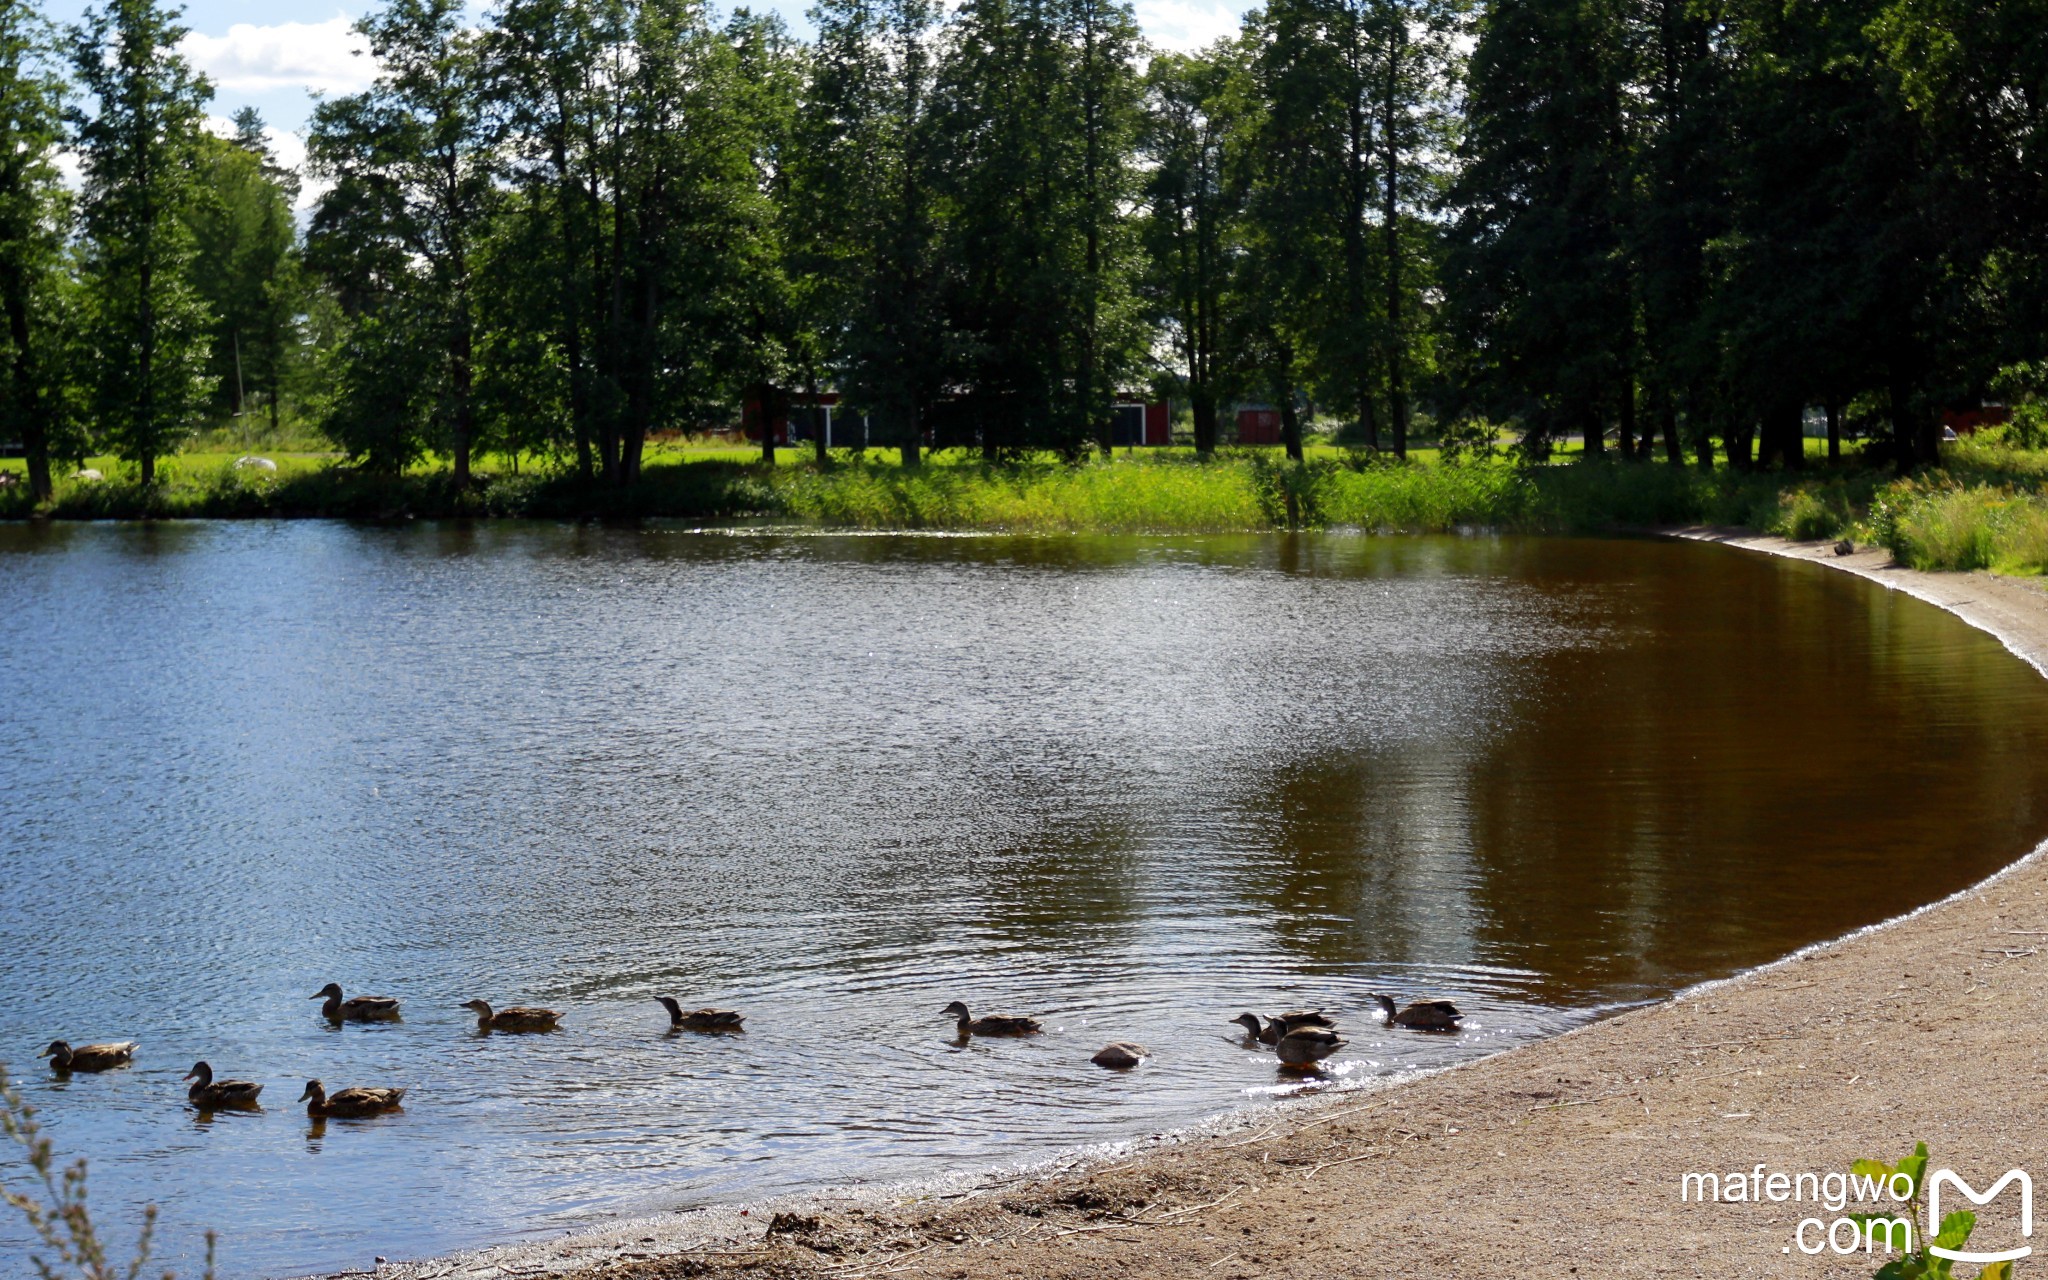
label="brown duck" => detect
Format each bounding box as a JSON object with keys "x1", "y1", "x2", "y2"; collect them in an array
[
  {"x1": 183, "y1": 1061, "x2": 263, "y2": 1109},
  {"x1": 1274, "y1": 1026, "x2": 1346, "y2": 1070},
  {"x1": 656, "y1": 996, "x2": 744, "y2": 1032},
  {"x1": 299, "y1": 1079, "x2": 406, "y2": 1118},
  {"x1": 943, "y1": 1001, "x2": 1041, "y2": 1036},
  {"x1": 311, "y1": 982, "x2": 400, "y2": 1023},
  {"x1": 1374, "y1": 994, "x2": 1463, "y2": 1031},
  {"x1": 461, "y1": 1000, "x2": 560, "y2": 1032},
  {"x1": 39, "y1": 1040, "x2": 138, "y2": 1072},
  {"x1": 1230, "y1": 1010, "x2": 1335, "y2": 1044}
]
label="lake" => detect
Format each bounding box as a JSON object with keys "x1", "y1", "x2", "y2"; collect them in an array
[{"x1": 2, "y1": 524, "x2": 2046, "y2": 1277}]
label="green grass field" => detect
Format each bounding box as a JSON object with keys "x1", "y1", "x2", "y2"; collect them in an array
[{"x1": 6, "y1": 431, "x2": 2048, "y2": 575}]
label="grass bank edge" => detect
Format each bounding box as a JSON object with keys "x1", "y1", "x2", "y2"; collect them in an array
[{"x1": 3, "y1": 442, "x2": 2046, "y2": 573}]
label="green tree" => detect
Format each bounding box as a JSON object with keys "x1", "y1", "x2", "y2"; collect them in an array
[
  {"x1": 68, "y1": 0, "x2": 215, "y2": 484},
  {"x1": 309, "y1": 0, "x2": 494, "y2": 483},
  {"x1": 798, "y1": 0, "x2": 948, "y2": 465},
  {"x1": 186, "y1": 108, "x2": 301, "y2": 430},
  {"x1": 1141, "y1": 43, "x2": 1244, "y2": 455},
  {"x1": 0, "y1": 0, "x2": 73, "y2": 499},
  {"x1": 933, "y1": 0, "x2": 1143, "y2": 457},
  {"x1": 1441, "y1": 0, "x2": 1634, "y2": 460}
]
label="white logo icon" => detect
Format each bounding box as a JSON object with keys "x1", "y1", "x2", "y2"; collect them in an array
[{"x1": 1928, "y1": 1169, "x2": 2032, "y2": 1263}]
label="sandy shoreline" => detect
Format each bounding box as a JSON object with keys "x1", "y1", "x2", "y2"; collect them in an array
[{"x1": 361, "y1": 531, "x2": 2048, "y2": 1280}]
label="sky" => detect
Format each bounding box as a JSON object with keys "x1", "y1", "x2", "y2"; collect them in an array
[{"x1": 42, "y1": 0, "x2": 1251, "y2": 181}]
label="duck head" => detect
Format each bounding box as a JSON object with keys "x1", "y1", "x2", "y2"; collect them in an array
[
  {"x1": 1372, "y1": 993, "x2": 1398, "y2": 1018},
  {"x1": 460, "y1": 1000, "x2": 494, "y2": 1018},
  {"x1": 654, "y1": 996, "x2": 684, "y2": 1023},
  {"x1": 309, "y1": 982, "x2": 344, "y2": 1002},
  {"x1": 1230, "y1": 1013, "x2": 1264, "y2": 1036},
  {"x1": 941, "y1": 1000, "x2": 971, "y2": 1021},
  {"x1": 296, "y1": 1080, "x2": 326, "y2": 1104},
  {"x1": 38, "y1": 1040, "x2": 69, "y2": 1061},
  {"x1": 182, "y1": 1062, "x2": 213, "y2": 1086}
]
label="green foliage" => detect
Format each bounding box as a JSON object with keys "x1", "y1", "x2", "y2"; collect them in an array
[
  {"x1": 1838, "y1": 1143, "x2": 2014, "y2": 1280},
  {"x1": 0, "y1": 0, "x2": 74, "y2": 500},
  {"x1": 67, "y1": 0, "x2": 216, "y2": 484},
  {"x1": 2, "y1": 1062, "x2": 216, "y2": 1280}
]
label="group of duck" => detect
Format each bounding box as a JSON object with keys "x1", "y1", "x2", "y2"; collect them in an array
[
  {"x1": 950, "y1": 992, "x2": 1463, "y2": 1071},
  {"x1": 34, "y1": 983, "x2": 748, "y2": 1118},
  {"x1": 34, "y1": 985, "x2": 1464, "y2": 1117}
]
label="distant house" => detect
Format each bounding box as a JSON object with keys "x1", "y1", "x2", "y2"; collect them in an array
[
  {"x1": 1236, "y1": 405, "x2": 1284, "y2": 445},
  {"x1": 1111, "y1": 397, "x2": 1172, "y2": 447},
  {"x1": 744, "y1": 390, "x2": 869, "y2": 449},
  {"x1": 1943, "y1": 406, "x2": 2010, "y2": 436},
  {"x1": 748, "y1": 389, "x2": 1169, "y2": 449}
]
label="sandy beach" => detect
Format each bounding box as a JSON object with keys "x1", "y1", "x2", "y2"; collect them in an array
[{"x1": 365, "y1": 531, "x2": 2048, "y2": 1280}]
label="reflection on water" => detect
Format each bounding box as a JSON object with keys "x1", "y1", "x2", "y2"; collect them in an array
[{"x1": 1, "y1": 525, "x2": 2045, "y2": 1277}]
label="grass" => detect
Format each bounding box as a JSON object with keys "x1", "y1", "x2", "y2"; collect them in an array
[{"x1": 10, "y1": 432, "x2": 2048, "y2": 580}]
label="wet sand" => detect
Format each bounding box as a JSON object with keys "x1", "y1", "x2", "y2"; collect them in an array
[{"x1": 359, "y1": 532, "x2": 2048, "y2": 1280}]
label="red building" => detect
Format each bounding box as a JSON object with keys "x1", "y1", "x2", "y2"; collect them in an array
[
  {"x1": 748, "y1": 390, "x2": 1169, "y2": 448},
  {"x1": 1236, "y1": 405, "x2": 1284, "y2": 445}
]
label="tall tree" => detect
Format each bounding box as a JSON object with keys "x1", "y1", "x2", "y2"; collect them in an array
[
  {"x1": 186, "y1": 109, "x2": 301, "y2": 429},
  {"x1": 0, "y1": 0, "x2": 71, "y2": 499},
  {"x1": 799, "y1": 0, "x2": 948, "y2": 465},
  {"x1": 934, "y1": 0, "x2": 1143, "y2": 457},
  {"x1": 1441, "y1": 0, "x2": 1634, "y2": 459},
  {"x1": 1141, "y1": 43, "x2": 1244, "y2": 455},
  {"x1": 69, "y1": 0, "x2": 214, "y2": 485},
  {"x1": 310, "y1": 0, "x2": 495, "y2": 485}
]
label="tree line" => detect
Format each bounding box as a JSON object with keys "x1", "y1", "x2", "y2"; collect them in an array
[{"x1": 0, "y1": 0, "x2": 2042, "y2": 499}]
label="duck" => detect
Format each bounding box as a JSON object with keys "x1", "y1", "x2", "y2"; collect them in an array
[
  {"x1": 1273, "y1": 1026, "x2": 1346, "y2": 1070},
  {"x1": 1373, "y1": 993, "x2": 1463, "y2": 1031},
  {"x1": 1091, "y1": 1042, "x2": 1147, "y2": 1069},
  {"x1": 310, "y1": 982, "x2": 400, "y2": 1023},
  {"x1": 461, "y1": 999, "x2": 560, "y2": 1032},
  {"x1": 298, "y1": 1079, "x2": 406, "y2": 1119},
  {"x1": 943, "y1": 1000, "x2": 1041, "y2": 1037},
  {"x1": 1230, "y1": 1010, "x2": 1335, "y2": 1044},
  {"x1": 655, "y1": 996, "x2": 744, "y2": 1032},
  {"x1": 38, "y1": 1040, "x2": 138, "y2": 1073},
  {"x1": 183, "y1": 1061, "x2": 263, "y2": 1109}
]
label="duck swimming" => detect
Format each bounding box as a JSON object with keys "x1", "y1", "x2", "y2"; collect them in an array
[
  {"x1": 39, "y1": 1040, "x2": 137, "y2": 1072},
  {"x1": 299, "y1": 1079, "x2": 406, "y2": 1118},
  {"x1": 461, "y1": 999, "x2": 560, "y2": 1032},
  {"x1": 1231, "y1": 1010, "x2": 1335, "y2": 1044},
  {"x1": 943, "y1": 1001, "x2": 1041, "y2": 1036},
  {"x1": 1273, "y1": 1026, "x2": 1346, "y2": 1071},
  {"x1": 655, "y1": 996, "x2": 744, "y2": 1032},
  {"x1": 1373, "y1": 994, "x2": 1463, "y2": 1031},
  {"x1": 183, "y1": 1061, "x2": 263, "y2": 1109},
  {"x1": 311, "y1": 983, "x2": 401, "y2": 1023}
]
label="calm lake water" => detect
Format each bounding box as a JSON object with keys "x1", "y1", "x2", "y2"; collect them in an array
[{"x1": 3, "y1": 525, "x2": 2047, "y2": 1277}]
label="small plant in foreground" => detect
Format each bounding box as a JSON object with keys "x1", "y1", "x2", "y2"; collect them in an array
[
  {"x1": 1, "y1": 1064, "x2": 215, "y2": 1280},
  {"x1": 1848, "y1": 1143, "x2": 2011, "y2": 1280}
]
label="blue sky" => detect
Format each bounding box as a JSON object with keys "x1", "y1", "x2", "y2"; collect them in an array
[{"x1": 46, "y1": 0, "x2": 1245, "y2": 179}]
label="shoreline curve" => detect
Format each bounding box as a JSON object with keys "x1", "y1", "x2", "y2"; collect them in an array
[{"x1": 348, "y1": 531, "x2": 2048, "y2": 1280}]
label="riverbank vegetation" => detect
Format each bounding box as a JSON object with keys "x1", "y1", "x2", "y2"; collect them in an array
[
  {"x1": 14, "y1": 432, "x2": 2048, "y2": 578},
  {"x1": 1, "y1": 0, "x2": 2046, "y2": 511}
]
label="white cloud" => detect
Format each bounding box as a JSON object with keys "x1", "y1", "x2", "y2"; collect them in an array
[
  {"x1": 1135, "y1": 0, "x2": 1247, "y2": 52},
  {"x1": 180, "y1": 16, "x2": 376, "y2": 97}
]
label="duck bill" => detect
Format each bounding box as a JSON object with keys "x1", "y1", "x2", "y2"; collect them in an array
[
  {"x1": 35, "y1": 1047, "x2": 53, "y2": 1058},
  {"x1": 307, "y1": 993, "x2": 326, "y2": 1000}
]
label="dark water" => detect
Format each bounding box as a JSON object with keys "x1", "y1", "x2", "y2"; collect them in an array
[{"x1": 3, "y1": 525, "x2": 2046, "y2": 1278}]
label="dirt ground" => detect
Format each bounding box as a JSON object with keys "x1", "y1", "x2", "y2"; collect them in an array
[{"x1": 362, "y1": 534, "x2": 2048, "y2": 1280}]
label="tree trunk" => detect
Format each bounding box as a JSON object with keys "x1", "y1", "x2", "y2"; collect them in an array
[
  {"x1": 902, "y1": 402, "x2": 922, "y2": 468},
  {"x1": 810, "y1": 374, "x2": 826, "y2": 466},
  {"x1": 1192, "y1": 388, "x2": 1217, "y2": 455},
  {"x1": 451, "y1": 324, "x2": 474, "y2": 489},
  {"x1": 1618, "y1": 379, "x2": 1636, "y2": 460},
  {"x1": 1757, "y1": 400, "x2": 1803, "y2": 470},
  {"x1": 1661, "y1": 405, "x2": 1682, "y2": 466},
  {"x1": 1825, "y1": 401, "x2": 1841, "y2": 463},
  {"x1": 1582, "y1": 406, "x2": 1604, "y2": 458},
  {"x1": 757, "y1": 381, "x2": 778, "y2": 467},
  {"x1": 1725, "y1": 422, "x2": 1754, "y2": 471}
]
